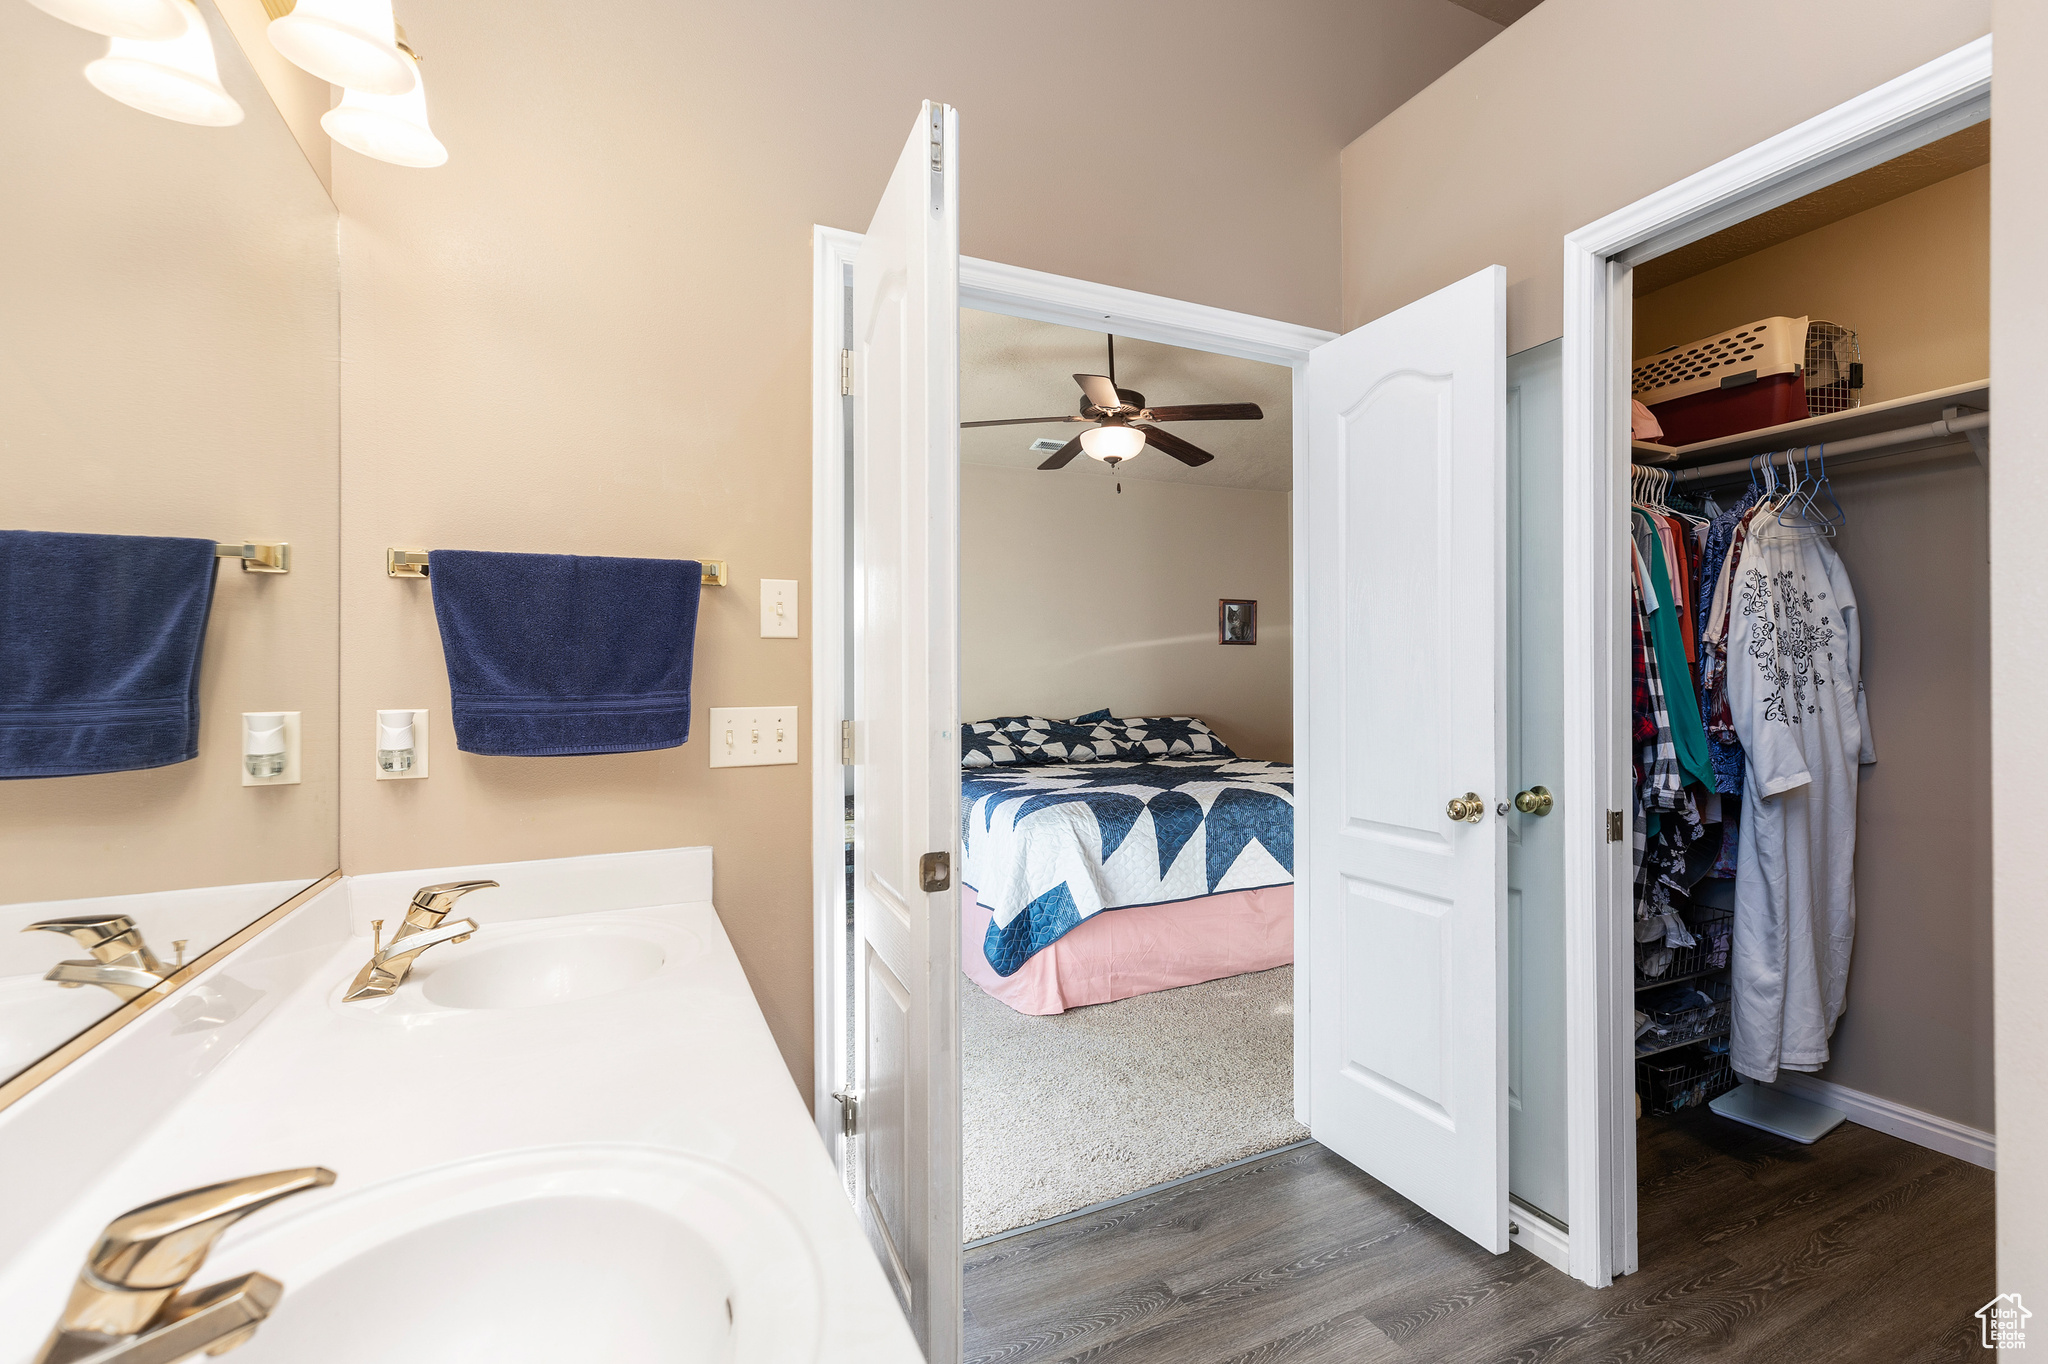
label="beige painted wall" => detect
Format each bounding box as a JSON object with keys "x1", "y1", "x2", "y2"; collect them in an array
[
  {"x1": 960, "y1": 465, "x2": 1291, "y2": 762},
  {"x1": 332, "y1": 0, "x2": 1500, "y2": 1090},
  {"x1": 1635, "y1": 166, "x2": 1988, "y2": 406},
  {"x1": 1339, "y1": 0, "x2": 1992, "y2": 348},
  {"x1": 1991, "y1": 0, "x2": 2047, "y2": 1307},
  {"x1": 0, "y1": 2, "x2": 339, "y2": 908}
]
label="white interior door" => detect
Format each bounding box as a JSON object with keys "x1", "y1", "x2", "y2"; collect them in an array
[
  {"x1": 1304, "y1": 264, "x2": 1509, "y2": 1252},
  {"x1": 848, "y1": 100, "x2": 961, "y2": 1359}
]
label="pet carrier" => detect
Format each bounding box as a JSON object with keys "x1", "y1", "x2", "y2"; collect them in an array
[{"x1": 1632, "y1": 316, "x2": 1862, "y2": 445}]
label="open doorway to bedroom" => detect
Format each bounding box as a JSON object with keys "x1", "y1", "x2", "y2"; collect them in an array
[{"x1": 953, "y1": 308, "x2": 1301, "y2": 1243}]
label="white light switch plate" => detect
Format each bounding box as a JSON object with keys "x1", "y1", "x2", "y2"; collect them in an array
[
  {"x1": 708, "y1": 706, "x2": 798, "y2": 767},
  {"x1": 760, "y1": 579, "x2": 798, "y2": 638}
]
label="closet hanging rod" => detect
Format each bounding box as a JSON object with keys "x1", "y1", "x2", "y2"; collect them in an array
[
  {"x1": 385, "y1": 548, "x2": 729, "y2": 585},
  {"x1": 1669, "y1": 409, "x2": 1987, "y2": 486},
  {"x1": 214, "y1": 541, "x2": 289, "y2": 573}
]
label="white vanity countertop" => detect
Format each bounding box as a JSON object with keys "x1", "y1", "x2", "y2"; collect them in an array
[{"x1": 0, "y1": 899, "x2": 921, "y2": 1363}]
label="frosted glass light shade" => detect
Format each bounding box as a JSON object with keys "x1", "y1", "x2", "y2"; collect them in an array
[
  {"x1": 1080, "y1": 424, "x2": 1146, "y2": 462},
  {"x1": 268, "y1": 0, "x2": 415, "y2": 95},
  {"x1": 322, "y1": 52, "x2": 446, "y2": 168},
  {"x1": 22, "y1": 0, "x2": 184, "y2": 40},
  {"x1": 84, "y1": 0, "x2": 244, "y2": 127}
]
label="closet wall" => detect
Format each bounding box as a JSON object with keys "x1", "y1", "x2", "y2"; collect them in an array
[
  {"x1": 959, "y1": 466, "x2": 1293, "y2": 762},
  {"x1": 1635, "y1": 166, "x2": 1993, "y2": 1130}
]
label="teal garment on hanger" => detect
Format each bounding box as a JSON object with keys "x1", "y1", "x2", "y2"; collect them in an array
[{"x1": 1636, "y1": 509, "x2": 1714, "y2": 789}]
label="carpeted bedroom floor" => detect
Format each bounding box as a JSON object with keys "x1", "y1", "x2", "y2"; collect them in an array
[{"x1": 961, "y1": 965, "x2": 1308, "y2": 1242}]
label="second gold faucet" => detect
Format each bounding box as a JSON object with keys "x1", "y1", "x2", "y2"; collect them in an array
[{"x1": 341, "y1": 880, "x2": 498, "y2": 1002}]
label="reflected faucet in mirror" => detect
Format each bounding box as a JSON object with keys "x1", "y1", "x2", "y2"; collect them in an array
[
  {"x1": 342, "y1": 880, "x2": 498, "y2": 1002},
  {"x1": 24, "y1": 916, "x2": 180, "y2": 1002},
  {"x1": 31, "y1": 1165, "x2": 335, "y2": 1364}
]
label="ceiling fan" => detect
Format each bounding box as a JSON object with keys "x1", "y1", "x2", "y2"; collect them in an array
[{"x1": 962, "y1": 335, "x2": 1263, "y2": 469}]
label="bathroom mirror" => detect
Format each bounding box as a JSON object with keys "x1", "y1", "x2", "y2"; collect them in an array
[{"x1": 0, "y1": 0, "x2": 339, "y2": 1097}]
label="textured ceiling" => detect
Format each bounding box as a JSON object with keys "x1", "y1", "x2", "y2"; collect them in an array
[
  {"x1": 1441, "y1": 0, "x2": 1542, "y2": 25},
  {"x1": 1635, "y1": 121, "x2": 1990, "y2": 296},
  {"x1": 959, "y1": 309, "x2": 1292, "y2": 492}
]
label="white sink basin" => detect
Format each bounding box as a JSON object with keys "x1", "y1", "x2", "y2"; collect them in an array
[
  {"x1": 422, "y1": 932, "x2": 666, "y2": 1010},
  {"x1": 337, "y1": 915, "x2": 697, "y2": 1023},
  {"x1": 216, "y1": 1146, "x2": 822, "y2": 1364},
  {"x1": 0, "y1": 974, "x2": 121, "y2": 1078}
]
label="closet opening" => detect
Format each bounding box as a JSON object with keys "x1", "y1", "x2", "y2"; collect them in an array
[{"x1": 1556, "y1": 55, "x2": 1995, "y2": 1310}]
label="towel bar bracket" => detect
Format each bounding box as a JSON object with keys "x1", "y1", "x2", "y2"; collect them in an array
[
  {"x1": 387, "y1": 547, "x2": 727, "y2": 585},
  {"x1": 215, "y1": 541, "x2": 289, "y2": 573},
  {"x1": 387, "y1": 548, "x2": 431, "y2": 578}
]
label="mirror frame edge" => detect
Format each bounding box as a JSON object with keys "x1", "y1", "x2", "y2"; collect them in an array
[{"x1": 0, "y1": 868, "x2": 342, "y2": 1116}]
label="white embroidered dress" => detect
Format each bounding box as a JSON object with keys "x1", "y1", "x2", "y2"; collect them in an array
[{"x1": 1725, "y1": 515, "x2": 1875, "y2": 1082}]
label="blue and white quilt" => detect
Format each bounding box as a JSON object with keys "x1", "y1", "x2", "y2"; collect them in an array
[{"x1": 961, "y1": 757, "x2": 1294, "y2": 977}]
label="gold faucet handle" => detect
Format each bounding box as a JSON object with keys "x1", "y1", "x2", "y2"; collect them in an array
[
  {"x1": 88, "y1": 1168, "x2": 336, "y2": 1292},
  {"x1": 24, "y1": 914, "x2": 142, "y2": 956},
  {"x1": 406, "y1": 879, "x2": 500, "y2": 924}
]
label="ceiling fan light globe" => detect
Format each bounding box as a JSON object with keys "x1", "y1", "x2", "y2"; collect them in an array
[{"x1": 1080, "y1": 425, "x2": 1145, "y2": 463}]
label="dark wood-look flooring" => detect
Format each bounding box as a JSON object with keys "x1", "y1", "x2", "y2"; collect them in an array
[{"x1": 963, "y1": 1113, "x2": 1993, "y2": 1363}]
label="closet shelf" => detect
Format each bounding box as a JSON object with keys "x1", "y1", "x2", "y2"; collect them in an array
[
  {"x1": 1637, "y1": 1024, "x2": 1730, "y2": 1060},
  {"x1": 1635, "y1": 965, "x2": 1726, "y2": 992},
  {"x1": 1632, "y1": 379, "x2": 1987, "y2": 469}
]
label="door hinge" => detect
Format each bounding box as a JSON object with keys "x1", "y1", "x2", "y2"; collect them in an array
[
  {"x1": 839, "y1": 348, "x2": 855, "y2": 396},
  {"x1": 840, "y1": 719, "x2": 855, "y2": 765},
  {"x1": 832, "y1": 1090, "x2": 859, "y2": 1140},
  {"x1": 1607, "y1": 809, "x2": 1625, "y2": 842},
  {"x1": 928, "y1": 103, "x2": 945, "y2": 212},
  {"x1": 919, "y1": 851, "x2": 951, "y2": 893}
]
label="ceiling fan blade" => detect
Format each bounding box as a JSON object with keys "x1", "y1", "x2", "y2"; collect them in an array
[
  {"x1": 1140, "y1": 425, "x2": 1215, "y2": 467},
  {"x1": 1074, "y1": 374, "x2": 1122, "y2": 412},
  {"x1": 960, "y1": 415, "x2": 1091, "y2": 428},
  {"x1": 1142, "y1": 403, "x2": 1264, "y2": 423},
  {"x1": 1037, "y1": 436, "x2": 1086, "y2": 470}
]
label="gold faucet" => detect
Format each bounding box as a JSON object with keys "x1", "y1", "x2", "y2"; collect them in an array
[
  {"x1": 24, "y1": 916, "x2": 173, "y2": 1002},
  {"x1": 32, "y1": 1166, "x2": 336, "y2": 1364},
  {"x1": 341, "y1": 879, "x2": 498, "y2": 1002}
]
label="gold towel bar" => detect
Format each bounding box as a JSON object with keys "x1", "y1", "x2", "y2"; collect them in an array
[
  {"x1": 215, "y1": 542, "x2": 289, "y2": 573},
  {"x1": 386, "y1": 548, "x2": 727, "y2": 586}
]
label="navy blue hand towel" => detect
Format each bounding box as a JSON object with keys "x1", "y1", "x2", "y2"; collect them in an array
[
  {"x1": 0, "y1": 530, "x2": 219, "y2": 779},
  {"x1": 427, "y1": 549, "x2": 701, "y2": 757}
]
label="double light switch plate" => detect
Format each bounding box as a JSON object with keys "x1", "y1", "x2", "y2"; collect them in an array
[{"x1": 708, "y1": 707, "x2": 798, "y2": 767}]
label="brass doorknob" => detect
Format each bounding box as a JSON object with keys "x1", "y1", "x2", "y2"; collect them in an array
[
  {"x1": 1446, "y1": 792, "x2": 1485, "y2": 824},
  {"x1": 1514, "y1": 786, "x2": 1554, "y2": 816}
]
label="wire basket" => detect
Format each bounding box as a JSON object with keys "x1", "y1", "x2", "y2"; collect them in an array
[
  {"x1": 1804, "y1": 319, "x2": 1863, "y2": 415},
  {"x1": 1636, "y1": 976, "x2": 1731, "y2": 1056},
  {"x1": 1635, "y1": 905, "x2": 1734, "y2": 987},
  {"x1": 1637, "y1": 1044, "x2": 1739, "y2": 1115}
]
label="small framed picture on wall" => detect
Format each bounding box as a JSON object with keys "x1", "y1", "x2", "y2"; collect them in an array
[{"x1": 1219, "y1": 599, "x2": 1257, "y2": 645}]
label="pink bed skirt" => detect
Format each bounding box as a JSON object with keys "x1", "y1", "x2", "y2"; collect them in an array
[{"x1": 960, "y1": 884, "x2": 1295, "y2": 1016}]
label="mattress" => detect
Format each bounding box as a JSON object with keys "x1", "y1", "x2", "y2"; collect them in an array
[{"x1": 960, "y1": 884, "x2": 1294, "y2": 1015}]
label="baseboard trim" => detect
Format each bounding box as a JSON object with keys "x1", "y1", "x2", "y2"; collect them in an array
[
  {"x1": 1767, "y1": 1073, "x2": 1995, "y2": 1170},
  {"x1": 1510, "y1": 1198, "x2": 1571, "y2": 1275}
]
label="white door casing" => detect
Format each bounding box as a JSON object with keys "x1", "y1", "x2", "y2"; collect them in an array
[
  {"x1": 848, "y1": 100, "x2": 962, "y2": 1359},
  {"x1": 1305, "y1": 264, "x2": 1509, "y2": 1252}
]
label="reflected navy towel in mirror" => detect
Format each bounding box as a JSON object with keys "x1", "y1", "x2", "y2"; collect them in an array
[
  {"x1": 427, "y1": 549, "x2": 701, "y2": 757},
  {"x1": 0, "y1": 530, "x2": 218, "y2": 778}
]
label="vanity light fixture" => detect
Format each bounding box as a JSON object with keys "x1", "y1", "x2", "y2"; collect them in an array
[
  {"x1": 1079, "y1": 423, "x2": 1146, "y2": 464},
  {"x1": 321, "y1": 34, "x2": 446, "y2": 168},
  {"x1": 22, "y1": 0, "x2": 184, "y2": 40},
  {"x1": 266, "y1": 0, "x2": 415, "y2": 94},
  {"x1": 83, "y1": 0, "x2": 244, "y2": 127}
]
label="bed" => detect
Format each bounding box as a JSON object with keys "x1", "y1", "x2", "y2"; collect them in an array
[{"x1": 957, "y1": 726, "x2": 1295, "y2": 1015}]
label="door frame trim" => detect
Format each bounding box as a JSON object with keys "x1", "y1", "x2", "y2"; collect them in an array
[
  {"x1": 1558, "y1": 34, "x2": 1991, "y2": 1287},
  {"x1": 810, "y1": 233, "x2": 1334, "y2": 1284}
]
